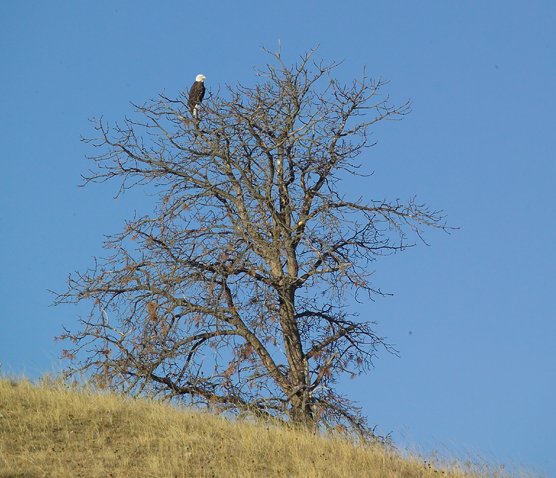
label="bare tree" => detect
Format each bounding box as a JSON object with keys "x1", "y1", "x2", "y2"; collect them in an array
[{"x1": 55, "y1": 48, "x2": 448, "y2": 438}]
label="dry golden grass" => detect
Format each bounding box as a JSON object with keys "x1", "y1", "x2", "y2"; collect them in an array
[{"x1": 0, "y1": 375, "x2": 497, "y2": 478}]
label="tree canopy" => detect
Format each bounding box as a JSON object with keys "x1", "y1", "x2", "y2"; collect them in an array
[{"x1": 55, "y1": 48, "x2": 448, "y2": 438}]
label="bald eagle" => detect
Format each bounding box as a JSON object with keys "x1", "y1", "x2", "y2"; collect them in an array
[{"x1": 188, "y1": 74, "x2": 206, "y2": 117}]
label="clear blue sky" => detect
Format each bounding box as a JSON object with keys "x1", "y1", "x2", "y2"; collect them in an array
[{"x1": 1, "y1": 1, "x2": 555, "y2": 475}]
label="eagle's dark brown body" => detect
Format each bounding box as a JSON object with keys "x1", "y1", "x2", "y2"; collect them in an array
[{"x1": 188, "y1": 75, "x2": 206, "y2": 117}]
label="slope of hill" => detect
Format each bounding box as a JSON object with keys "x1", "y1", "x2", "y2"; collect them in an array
[{"x1": 0, "y1": 375, "x2": 499, "y2": 478}]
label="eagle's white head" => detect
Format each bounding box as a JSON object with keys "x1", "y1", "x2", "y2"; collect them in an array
[{"x1": 196, "y1": 74, "x2": 206, "y2": 82}]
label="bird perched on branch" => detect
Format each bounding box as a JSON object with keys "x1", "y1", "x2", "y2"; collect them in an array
[{"x1": 188, "y1": 74, "x2": 206, "y2": 117}]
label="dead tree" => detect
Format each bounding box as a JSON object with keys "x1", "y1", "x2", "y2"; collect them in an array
[{"x1": 55, "y1": 48, "x2": 448, "y2": 438}]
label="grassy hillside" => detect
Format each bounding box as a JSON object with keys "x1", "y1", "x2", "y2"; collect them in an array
[{"x1": 0, "y1": 375, "x2": 499, "y2": 478}]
